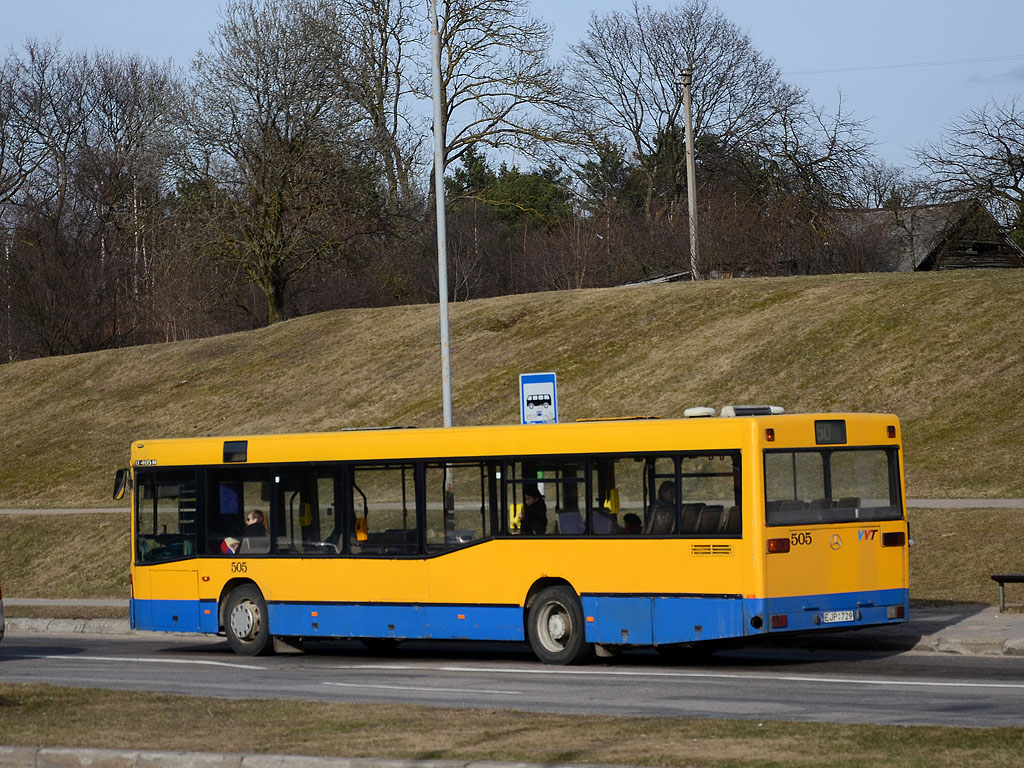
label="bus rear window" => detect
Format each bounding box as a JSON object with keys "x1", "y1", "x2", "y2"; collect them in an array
[{"x1": 764, "y1": 448, "x2": 902, "y2": 526}]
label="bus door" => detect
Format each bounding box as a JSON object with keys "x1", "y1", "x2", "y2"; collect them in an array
[{"x1": 133, "y1": 470, "x2": 201, "y2": 632}]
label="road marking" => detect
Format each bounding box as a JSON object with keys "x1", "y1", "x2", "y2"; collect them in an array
[
  {"x1": 328, "y1": 662, "x2": 1024, "y2": 691},
  {"x1": 23, "y1": 654, "x2": 266, "y2": 670},
  {"x1": 323, "y1": 681, "x2": 520, "y2": 695},
  {"x1": 439, "y1": 665, "x2": 1024, "y2": 691}
]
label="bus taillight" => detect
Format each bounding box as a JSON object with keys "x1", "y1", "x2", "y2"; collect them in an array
[
  {"x1": 882, "y1": 532, "x2": 905, "y2": 547},
  {"x1": 770, "y1": 614, "x2": 788, "y2": 629},
  {"x1": 887, "y1": 605, "x2": 905, "y2": 619},
  {"x1": 767, "y1": 538, "x2": 790, "y2": 553}
]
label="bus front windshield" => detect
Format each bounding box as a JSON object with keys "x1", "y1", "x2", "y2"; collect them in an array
[{"x1": 764, "y1": 447, "x2": 902, "y2": 526}]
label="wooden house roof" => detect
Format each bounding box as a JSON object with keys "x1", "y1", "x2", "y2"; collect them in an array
[{"x1": 840, "y1": 200, "x2": 1024, "y2": 272}]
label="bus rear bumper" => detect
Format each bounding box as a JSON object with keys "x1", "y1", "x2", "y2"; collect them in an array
[{"x1": 747, "y1": 588, "x2": 910, "y2": 635}]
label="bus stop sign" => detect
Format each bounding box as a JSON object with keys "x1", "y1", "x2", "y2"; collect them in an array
[{"x1": 520, "y1": 372, "x2": 558, "y2": 424}]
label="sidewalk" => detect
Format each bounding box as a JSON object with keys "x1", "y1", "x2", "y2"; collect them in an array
[
  {"x1": 5, "y1": 600, "x2": 1023, "y2": 655},
  {"x1": 787, "y1": 602, "x2": 1024, "y2": 656}
]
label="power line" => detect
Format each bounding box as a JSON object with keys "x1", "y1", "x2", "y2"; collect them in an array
[{"x1": 785, "y1": 54, "x2": 1024, "y2": 76}]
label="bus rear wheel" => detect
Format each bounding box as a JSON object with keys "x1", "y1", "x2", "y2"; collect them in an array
[
  {"x1": 224, "y1": 584, "x2": 272, "y2": 656},
  {"x1": 527, "y1": 585, "x2": 592, "y2": 665}
]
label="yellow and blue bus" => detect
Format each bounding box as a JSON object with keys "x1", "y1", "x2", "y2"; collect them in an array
[{"x1": 116, "y1": 407, "x2": 909, "y2": 663}]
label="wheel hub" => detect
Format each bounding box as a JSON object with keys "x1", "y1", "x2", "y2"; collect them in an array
[
  {"x1": 547, "y1": 612, "x2": 568, "y2": 642},
  {"x1": 229, "y1": 600, "x2": 257, "y2": 640}
]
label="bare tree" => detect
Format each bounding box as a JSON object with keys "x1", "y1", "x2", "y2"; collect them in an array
[
  {"x1": 4, "y1": 42, "x2": 96, "y2": 358},
  {"x1": 764, "y1": 92, "x2": 873, "y2": 208},
  {"x1": 567, "y1": 0, "x2": 797, "y2": 217},
  {"x1": 340, "y1": 0, "x2": 423, "y2": 208},
  {"x1": 0, "y1": 51, "x2": 31, "y2": 360},
  {"x1": 915, "y1": 95, "x2": 1024, "y2": 226},
  {"x1": 0, "y1": 52, "x2": 37, "y2": 207},
  {"x1": 849, "y1": 157, "x2": 931, "y2": 210},
  {"x1": 427, "y1": 0, "x2": 568, "y2": 169},
  {"x1": 2, "y1": 43, "x2": 182, "y2": 357},
  {"x1": 181, "y1": 0, "x2": 383, "y2": 324},
  {"x1": 78, "y1": 52, "x2": 182, "y2": 337}
]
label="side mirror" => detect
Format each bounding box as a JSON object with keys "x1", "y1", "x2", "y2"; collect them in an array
[{"x1": 113, "y1": 468, "x2": 130, "y2": 501}]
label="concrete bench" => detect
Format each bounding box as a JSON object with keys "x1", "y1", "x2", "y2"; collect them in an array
[{"x1": 991, "y1": 573, "x2": 1024, "y2": 612}]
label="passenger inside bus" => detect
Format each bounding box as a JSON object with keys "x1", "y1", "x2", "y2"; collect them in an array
[
  {"x1": 646, "y1": 481, "x2": 676, "y2": 534},
  {"x1": 238, "y1": 509, "x2": 270, "y2": 554},
  {"x1": 243, "y1": 510, "x2": 266, "y2": 537},
  {"x1": 622, "y1": 513, "x2": 642, "y2": 534},
  {"x1": 521, "y1": 485, "x2": 547, "y2": 535}
]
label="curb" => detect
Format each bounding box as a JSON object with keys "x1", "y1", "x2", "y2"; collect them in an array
[
  {"x1": 0, "y1": 747, "x2": 629, "y2": 768},
  {"x1": 796, "y1": 627, "x2": 1024, "y2": 657},
  {"x1": 5, "y1": 617, "x2": 131, "y2": 635}
]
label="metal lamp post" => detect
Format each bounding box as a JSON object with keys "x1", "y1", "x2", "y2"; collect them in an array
[{"x1": 430, "y1": 0, "x2": 453, "y2": 428}]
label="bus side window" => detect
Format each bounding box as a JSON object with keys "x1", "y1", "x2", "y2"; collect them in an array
[
  {"x1": 206, "y1": 469, "x2": 269, "y2": 555},
  {"x1": 679, "y1": 452, "x2": 741, "y2": 536},
  {"x1": 505, "y1": 459, "x2": 584, "y2": 536},
  {"x1": 349, "y1": 464, "x2": 417, "y2": 556},
  {"x1": 275, "y1": 471, "x2": 339, "y2": 556},
  {"x1": 424, "y1": 462, "x2": 495, "y2": 552}
]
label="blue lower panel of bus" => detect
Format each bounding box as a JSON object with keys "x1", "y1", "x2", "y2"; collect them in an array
[
  {"x1": 131, "y1": 598, "x2": 206, "y2": 633},
  {"x1": 268, "y1": 602, "x2": 524, "y2": 641},
  {"x1": 582, "y1": 595, "x2": 746, "y2": 645},
  {"x1": 131, "y1": 587, "x2": 908, "y2": 645}
]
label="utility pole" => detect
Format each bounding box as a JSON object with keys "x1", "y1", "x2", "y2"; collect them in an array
[
  {"x1": 679, "y1": 66, "x2": 701, "y2": 281},
  {"x1": 430, "y1": 0, "x2": 453, "y2": 428}
]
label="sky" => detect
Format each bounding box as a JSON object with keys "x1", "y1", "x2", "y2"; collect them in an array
[{"x1": 2, "y1": 0, "x2": 1023, "y2": 170}]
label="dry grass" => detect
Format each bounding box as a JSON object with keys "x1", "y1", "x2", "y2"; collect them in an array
[
  {"x1": 0, "y1": 513, "x2": 129, "y2": 598},
  {"x1": 0, "y1": 270, "x2": 1019, "y2": 505},
  {"x1": 1, "y1": 271, "x2": 1022, "y2": 507},
  {"x1": 0, "y1": 684, "x2": 1022, "y2": 768},
  {"x1": 2, "y1": 605, "x2": 128, "y2": 619},
  {"x1": 908, "y1": 508, "x2": 1024, "y2": 605}
]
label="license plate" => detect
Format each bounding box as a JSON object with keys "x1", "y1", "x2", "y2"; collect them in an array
[{"x1": 823, "y1": 610, "x2": 855, "y2": 624}]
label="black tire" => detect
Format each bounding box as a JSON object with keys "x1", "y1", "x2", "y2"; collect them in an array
[
  {"x1": 527, "y1": 585, "x2": 592, "y2": 665},
  {"x1": 224, "y1": 584, "x2": 273, "y2": 656}
]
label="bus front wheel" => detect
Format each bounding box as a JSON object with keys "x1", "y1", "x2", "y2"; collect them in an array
[
  {"x1": 527, "y1": 585, "x2": 592, "y2": 665},
  {"x1": 224, "y1": 584, "x2": 272, "y2": 656}
]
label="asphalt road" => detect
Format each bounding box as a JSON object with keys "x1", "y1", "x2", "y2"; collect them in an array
[{"x1": 1, "y1": 632, "x2": 1022, "y2": 727}]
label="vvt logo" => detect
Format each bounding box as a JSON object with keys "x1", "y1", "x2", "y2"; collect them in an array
[{"x1": 858, "y1": 529, "x2": 878, "y2": 541}]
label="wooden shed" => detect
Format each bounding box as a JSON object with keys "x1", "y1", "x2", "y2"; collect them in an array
[{"x1": 847, "y1": 200, "x2": 1024, "y2": 272}]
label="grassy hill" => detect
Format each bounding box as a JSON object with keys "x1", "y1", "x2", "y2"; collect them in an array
[{"x1": 1, "y1": 269, "x2": 1022, "y2": 507}]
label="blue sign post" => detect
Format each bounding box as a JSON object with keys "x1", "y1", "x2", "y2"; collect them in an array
[{"x1": 520, "y1": 372, "x2": 558, "y2": 425}]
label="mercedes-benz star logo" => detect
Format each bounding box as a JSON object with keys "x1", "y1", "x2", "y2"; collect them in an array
[{"x1": 830, "y1": 534, "x2": 842, "y2": 550}]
